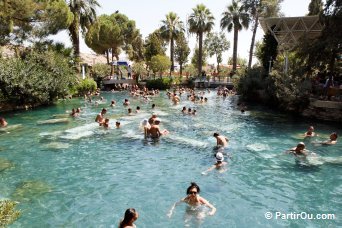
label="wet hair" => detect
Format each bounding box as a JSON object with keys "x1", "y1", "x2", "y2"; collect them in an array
[
  {"x1": 102, "y1": 108, "x2": 107, "y2": 112},
  {"x1": 105, "y1": 118, "x2": 109, "y2": 122},
  {"x1": 213, "y1": 133, "x2": 219, "y2": 137},
  {"x1": 186, "y1": 182, "x2": 200, "y2": 194},
  {"x1": 0, "y1": 117, "x2": 5, "y2": 122},
  {"x1": 136, "y1": 106, "x2": 140, "y2": 110},
  {"x1": 116, "y1": 121, "x2": 121, "y2": 125},
  {"x1": 152, "y1": 104, "x2": 156, "y2": 108},
  {"x1": 128, "y1": 108, "x2": 132, "y2": 113},
  {"x1": 119, "y1": 208, "x2": 137, "y2": 228},
  {"x1": 331, "y1": 132, "x2": 338, "y2": 139}
]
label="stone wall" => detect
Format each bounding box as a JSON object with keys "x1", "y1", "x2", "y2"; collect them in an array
[{"x1": 302, "y1": 99, "x2": 342, "y2": 122}]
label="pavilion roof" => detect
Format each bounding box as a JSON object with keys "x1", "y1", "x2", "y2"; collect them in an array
[{"x1": 259, "y1": 16, "x2": 324, "y2": 52}]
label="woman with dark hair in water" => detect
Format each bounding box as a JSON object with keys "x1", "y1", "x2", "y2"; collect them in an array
[
  {"x1": 119, "y1": 208, "x2": 139, "y2": 228},
  {"x1": 167, "y1": 182, "x2": 216, "y2": 224},
  {"x1": 0, "y1": 117, "x2": 8, "y2": 127}
]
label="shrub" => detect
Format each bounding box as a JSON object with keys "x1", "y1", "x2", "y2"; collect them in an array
[
  {"x1": 75, "y1": 78, "x2": 97, "y2": 95},
  {"x1": 146, "y1": 78, "x2": 172, "y2": 90},
  {"x1": 237, "y1": 67, "x2": 266, "y2": 100},
  {"x1": 0, "y1": 51, "x2": 77, "y2": 106}
]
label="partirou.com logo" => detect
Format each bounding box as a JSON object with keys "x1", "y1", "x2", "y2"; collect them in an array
[{"x1": 264, "y1": 211, "x2": 336, "y2": 220}]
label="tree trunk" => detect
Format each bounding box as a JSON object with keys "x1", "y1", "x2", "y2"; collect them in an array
[
  {"x1": 198, "y1": 32, "x2": 203, "y2": 77},
  {"x1": 248, "y1": 13, "x2": 259, "y2": 70},
  {"x1": 180, "y1": 63, "x2": 183, "y2": 78},
  {"x1": 232, "y1": 26, "x2": 239, "y2": 73},
  {"x1": 106, "y1": 50, "x2": 109, "y2": 65},
  {"x1": 170, "y1": 37, "x2": 174, "y2": 77},
  {"x1": 110, "y1": 48, "x2": 114, "y2": 76},
  {"x1": 69, "y1": 16, "x2": 80, "y2": 60}
]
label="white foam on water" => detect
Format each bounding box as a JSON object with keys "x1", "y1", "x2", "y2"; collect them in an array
[
  {"x1": 122, "y1": 129, "x2": 144, "y2": 140},
  {"x1": 37, "y1": 118, "x2": 69, "y2": 124},
  {"x1": 306, "y1": 156, "x2": 324, "y2": 166},
  {"x1": 39, "y1": 131, "x2": 63, "y2": 137},
  {"x1": 246, "y1": 143, "x2": 270, "y2": 152},
  {"x1": 169, "y1": 135, "x2": 208, "y2": 148},
  {"x1": 64, "y1": 123, "x2": 98, "y2": 134},
  {"x1": 45, "y1": 142, "x2": 70, "y2": 149},
  {"x1": 321, "y1": 156, "x2": 342, "y2": 164},
  {"x1": 60, "y1": 130, "x2": 94, "y2": 140},
  {"x1": 153, "y1": 110, "x2": 169, "y2": 116}
]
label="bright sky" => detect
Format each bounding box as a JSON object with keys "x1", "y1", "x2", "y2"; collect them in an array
[{"x1": 52, "y1": 0, "x2": 312, "y2": 65}]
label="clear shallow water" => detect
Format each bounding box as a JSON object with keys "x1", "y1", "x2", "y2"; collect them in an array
[{"x1": 0, "y1": 91, "x2": 341, "y2": 228}]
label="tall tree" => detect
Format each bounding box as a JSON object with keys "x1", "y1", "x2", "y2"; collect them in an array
[
  {"x1": 204, "y1": 32, "x2": 230, "y2": 73},
  {"x1": 144, "y1": 30, "x2": 166, "y2": 72},
  {"x1": 159, "y1": 12, "x2": 184, "y2": 76},
  {"x1": 188, "y1": 4, "x2": 215, "y2": 76},
  {"x1": 308, "y1": 0, "x2": 323, "y2": 15},
  {"x1": 68, "y1": 0, "x2": 100, "y2": 60},
  {"x1": 243, "y1": 0, "x2": 282, "y2": 69},
  {"x1": 221, "y1": 0, "x2": 249, "y2": 73},
  {"x1": 0, "y1": 0, "x2": 72, "y2": 45},
  {"x1": 174, "y1": 33, "x2": 190, "y2": 77}
]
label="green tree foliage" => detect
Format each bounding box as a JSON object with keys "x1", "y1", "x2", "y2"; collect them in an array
[
  {"x1": 188, "y1": 4, "x2": 215, "y2": 77},
  {"x1": 255, "y1": 30, "x2": 278, "y2": 72},
  {"x1": 221, "y1": 0, "x2": 249, "y2": 73},
  {"x1": 144, "y1": 30, "x2": 166, "y2": 70},
  {"x1": 228, "y1": 56, "x2": 247, "y2": 67},
  {"x1": 91, "y1": 63, "x2": 110, "y2": 87},
  {"x1": 242, "y1": 0, "x2": 283, "y2": 69},
  {"x1": 204, "y1": 32, "x2": 230, "y2": 73},
  {"x1": 132, "y1": 62, "x2": 147, "y2": 80},
  {"x1": 174, "y1": 33, "x2": 190, "y2": 77},
  {"x1": 0, "y1": 51, "x2": 77, "y2": 106},
  {"x1": 0, "y1": 200, "x2": 20, "y2": 227},
  {"x1": 191, "y1": 48, "x2": 207, "y2": 72},
  {"x1": 0, "y1": 0, "x2": 73, "y2": 45},
  {"x1": 68, "y1": 0, "x2": 100, "y2": 59},
  {"x1": 75, "y1": 78, "x2": 97, "y2": 95},
  {"x1": 159, "y1": 12, "x2": 184, "y2": 75},
  {"x1": 126, "y1": 34, "x2": 145, "y2": 62},
  {"x1": 150, "y1": 55, "x2": 171, "y2": 77},
  {"x1": 146, "y1": 78, "x2": 172, "y2": 90},
  {"x1": 296, "y1": 0, "x2": 341, "y2": 76},
  {"x1": 308, "y1": 0, "x2": 323, "y2": 15}
]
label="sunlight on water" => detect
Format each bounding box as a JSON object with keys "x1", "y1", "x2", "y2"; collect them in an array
[{"x1": 0, "y1": 91, "x2": 341, "y2": 227}]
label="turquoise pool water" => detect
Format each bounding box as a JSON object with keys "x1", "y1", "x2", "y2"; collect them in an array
[{"x1": 0, "y1": 91, "x2": 341, "y2": 227}]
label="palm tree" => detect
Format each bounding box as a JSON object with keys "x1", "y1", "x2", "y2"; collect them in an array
[
  {"x1": 68, "y1": 0, "x2": 100, "y2": 60},
  {"x1": 243, "y1": 0, "x2": 282, "y2": 69},
  {"x1": 221, "y1": 0, "x2": 249, "y2": 73},
  {"x1": 188, "y1": 4, "x2": 215, "y2": 76},
  {"x1": 160, "y1": 12, "x2": 184, "y2": 76}
]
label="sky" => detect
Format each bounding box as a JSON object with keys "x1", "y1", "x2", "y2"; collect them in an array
[{"x1": 52, "y1": 0, "x2": 312, "y2": 65}]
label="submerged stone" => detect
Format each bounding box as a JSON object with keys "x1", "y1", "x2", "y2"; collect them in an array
[{"x1": 12, "y1": 181, "x2": 52, "y2": 202}]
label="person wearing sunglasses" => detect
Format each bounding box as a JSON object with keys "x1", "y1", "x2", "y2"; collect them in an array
[{"x1": 167, "y1": 182, "x2": 216, "y2": 221}]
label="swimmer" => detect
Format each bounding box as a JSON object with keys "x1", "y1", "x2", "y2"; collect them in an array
[
  {"x1": 76, "y1": 107, "x2": 81, "y2": 113},
  {"x1": 287, "y1": 142, "x2": 308, "y2": 156},
  {"x1": 188, "y1": 108, "x2": 192, "y2": 114},
  {"x1": 152, "y1": 104, "x2": 156, "y2": 109},
  {"x1": 192, "y1": 110, "x2": 197, "y2": 115},
  {"x1": 136, "y1": 106, "x2": 141, "y2": 113},
  {"x1": 213, "y1": 132, "x2": 229, "y2": 147},
  {"x1": 128, "y1": 108, "x2": 133, "y2": 115},
  {"x1": 116, "y1": 121, "x2": 121, "y2": 128},
  {"x1": 0, "y1": 117, "x2": 8, "y2": 127},
  {"x1": 167, "y1": 182, "x2": 216, "y2": 218},
  {"x1": 95, "y1": 108, "x2": 107, "y2": 124},
  {"x1": 101, "y1": 118, "x2": 110, "y2": 128},
  {"x1": 70, "y1": 108, "x2": 78, "y2": 117},
  {"x1": 313, "y1": 132, "x2": 338, "y2": 145},
  {"x1": 110, "y1": 100, "x2": 116, "y2": 107},
  {"x1": 172, "y1": 93, "x2": 180, "y2": 104},
  {"x1": 148, "y1": 119, "x2": 169, "y2": 138},
  {"x1": 119, "y1": 208, "x2": 139, "y2": 228},
  {"x1": 202, "y1": 152, "x2": 227, "y2": 175},
  {"x1": 148, "y1": 114, "x2": 157, "y2": 125},
  {"x1": 304, "y1": 126, "x2": 316, "y2": 137},
  {"x1": 141, "y1": 119, "x2": 151, "y2": 138},
  {"x1": 181, "y1": 106, "x2": 187, "y2": 113},
  {"x1": 123, "y1": 99, "x2": 130, "y2": 106}
]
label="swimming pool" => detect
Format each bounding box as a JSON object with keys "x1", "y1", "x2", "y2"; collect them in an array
[{"x1": 0, "y1": 91, "x2": 341, "y2": 227}]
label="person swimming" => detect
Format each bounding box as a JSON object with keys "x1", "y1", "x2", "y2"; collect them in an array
[
  {"x1": 119, "y1": 208, "x2": 139, "y2": 228},
  {"x1": 123, "y1": 99, "x2": 130, "y2": 106},
  {"x1": 148, "y1": 119, "x2": 168, "y2": 138},
  {"x1": 0, "y1": 117, "x2": 8, "y2": 127},
  {"x1": 287, "y1": 142, "x2": 308, "y2": 157},
  {"x1": 116, "y1": 121, "x2": 121, "y2": 128},
  {"x1": 167, "y1": 182, "x2": 216, "y2": 220},
  {"x1": 101, "y1": 118, "x2": 110, "y2": 128},
  {"x1": 313, "y1": 132, "x2": 338, "y2": 145},
  {"x1": 202, "y1": 152, "x2": 228, "y2": 175},
  {"x1": 304, "y1": 126, "x2": 316, "y2": 137},
  {"x1": 213, "y1": 132, "x2": 229, "y2": 147},
  {"x1": 95, "y1": 108, "x2": 107, "y2": 124}
]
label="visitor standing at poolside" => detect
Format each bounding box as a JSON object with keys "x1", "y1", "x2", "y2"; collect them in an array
[
  {"x1": 0, "y1": 117, "x2": 8, "y2": 127},
  {"x1": 202, "y1": 152, "x2": 227, "y2": 175},
  {"x1": 119, "y1": 208, "x2": 139, "y2": 228},
  {"x1": 213, "y1": 133, "x2": 229, "y2": 147},
  {"x1": 95, "y1": 108, "x2": 107, "y2": 124},
  {"x1": 127, "y1": 65, "x2": 132, "y2": 79},
  {"x1": 167, "y1": 182, "x2": 216, "y2": 221}
]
